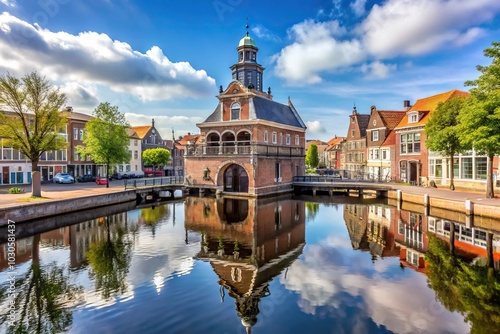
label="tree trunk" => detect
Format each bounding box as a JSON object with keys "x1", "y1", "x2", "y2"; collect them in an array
[
  {"x1": 449, "y1": 154, "x2": 455, "y2": 191},
  {"x1": 486, "y1": 154, "x2": 494, "y2": 198},
  {"x1": 106, "y1": 162, "x2": 109, "y2": 188},
  {"x1": 31, "y1": 160, "x2": 42, "y2": 197},
  {"x1": 449, "y1": 222, "x2": 456, "y2": 255}
]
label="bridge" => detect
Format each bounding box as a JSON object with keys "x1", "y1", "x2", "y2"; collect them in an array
[
  {"x1": 292, "y1": 175, "x2": 393, "y2": 198},
  {"x1": 124, "y1": 176, "x2": 186, "y2": 203}
]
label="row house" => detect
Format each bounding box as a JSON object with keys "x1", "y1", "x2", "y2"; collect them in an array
[
  {"x1": 341, "y1": 106, "x2": 370, "y2": 177},
  {"x1": 173, "y1": 133, "x2": 200, "y2": 177},
  {"x1": 65, "y1": 107, "x2": 97, "y2": 178},
  {"x1": 1, "y1": 110, "x2": 68, "y2": 185},
  {"x1": 131, "y1": 119, "x2": 170, "y2": 172},
  {"x1": 325, "y1": 135, "x2": 345, "y2": 169},
  {"x1": 1, "y1": 108, "x2": 145, "y2": 184},
  {"x1": 394, "y1": 90, "x2": 468, "y2": 185},
  {"x1": 113, "y1": 129, "x2": 142, "y2": 176},
  {"x1": 365, "y1": 105, "x2": 406, "y2": 181}
]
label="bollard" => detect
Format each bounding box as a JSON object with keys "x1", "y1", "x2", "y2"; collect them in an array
[
  {"x1": 465, "y1": 200, "x2": 474, "y2": 216},
  {"x1": 424, "y1": 194, "x2": 429, "y2": 216},
  {"x1": 397, "y1": 189, "x2": 402, "y2": 209}
]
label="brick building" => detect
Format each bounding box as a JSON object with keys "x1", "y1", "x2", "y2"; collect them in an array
[
  {"x1": 365, "y1": 105, "x2": 406, "y2": 181},
  {"x1": 184, "y1": 31, "x2": 306, "y2": 197},
  {"x1": 341, "y1": 106, "x2": 370, "y2": 177}
]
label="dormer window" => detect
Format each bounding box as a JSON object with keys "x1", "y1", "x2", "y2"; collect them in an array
[
  {"x1": 231, "y1": 102, "x2": 241, "y2": 120},
  {"x1": 408, "y1": 112, "x2": 419, "y2": 123}
]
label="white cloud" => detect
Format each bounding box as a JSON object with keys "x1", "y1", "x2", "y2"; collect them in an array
[
  {"x1": 360, "y1": 61, "x2": 396, "y2": 79},
  {"x1": 281, "y1": 240, "x2": 471, "y2": 333},
  {"x1": 305, "y1": 120, "x2": 326, "y2": 134},
  {"x1": 274, "y1": 0, "x2": 500, "y2": 84},
  {"x1": 274, "y1": 19, "x2": 363, "y2": 84},
  {"x1": 251, "y1": 25, "x2": 281, "y2": 42},
  {"x1": 60, "y1": 82, "x2": 99, "y2": 107},
  {"x1": 0, "y1": 12, "x2": 216, "y2": 101},
  {"x1": 350, "y1": 0, "x2": 367, "y2": 17},
  {"x1": 0, "y1": 0, "x2": 16, "y2": 7},
  {"x1": 360, "y1": 0, "x2": 500, "y2": 58}
]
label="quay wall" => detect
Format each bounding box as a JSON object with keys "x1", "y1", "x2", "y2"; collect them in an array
[
  {"x1": 387, "y1": 190, "x2": 500, "y2": 220},
  {"x1": 0, "y1": 190, "x2": 137, "y2": 225}
]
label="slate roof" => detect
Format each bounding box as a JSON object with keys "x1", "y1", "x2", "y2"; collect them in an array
[
  {"x1": 357, "y1": 114, "x2": 370, "y2": 137},
  {"x1": 203, "y1": 95, "x2": 306, "y2": 129},
  {"x1": 61, "y1": 110, "x2": 94, "y2": 122}
]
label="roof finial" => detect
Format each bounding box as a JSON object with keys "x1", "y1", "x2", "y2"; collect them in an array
[{"x1": 246, "y1": 18, "x2": 249, "y2": 37}]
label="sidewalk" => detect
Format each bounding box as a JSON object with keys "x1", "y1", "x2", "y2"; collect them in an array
[{"x1": 0, "y1": 182, "x2": 499, "y2": 211}]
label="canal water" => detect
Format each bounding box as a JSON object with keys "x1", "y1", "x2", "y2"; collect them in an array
[{"x1": 1, "y1": 195, "x2": 499, "y2": 333}]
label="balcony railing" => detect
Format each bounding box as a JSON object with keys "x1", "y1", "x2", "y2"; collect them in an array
[{"x1": 184, "y1": 143, "x2": 304, "y2": 157}]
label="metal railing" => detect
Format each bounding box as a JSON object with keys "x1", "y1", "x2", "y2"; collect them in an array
[
  {"x1": 184, "y1": 143, "x2": 304, "y2": 157},
  {"x1": 124, "y1": 176, "x2": 184, "y2": 189},
  {"x1": 295, "y1": 171, "x2": 392, "y2": 184}
]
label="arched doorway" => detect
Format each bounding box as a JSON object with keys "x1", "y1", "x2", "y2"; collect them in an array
[{"x1": 224, "y1": 164, "x2": 249, "y2": 193}]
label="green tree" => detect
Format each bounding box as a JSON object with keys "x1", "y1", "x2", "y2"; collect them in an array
[
  {"x1": 306, "y1": 144, "x2": 319, "y2": 169},
  {"x1": 0, "y1": 72, "x2": 67, "y2": 197},
  {"x1": 86, "y1": 216, "x2": 132, "y2": 300},
  {"x1": 459, "y1": 41, "x2": 500, "y2": 198},
  {"x1": 424, "y1": 96, "x2": 470, "y2": 190},
  {"x1": 142, "y1": 147, "x2": 171, "y2": 172},
  {"x1": 426, "y1": 234, "x2": 500, "y2": 333},
  {"x1": 0, "y1": 235, "x2": 82, "y2": 334},
  {"x1": 79, "y1": 102, "x2": 130, "y2": 188},
  {"x1": 140, "y1": 205, "x2": 170, "y2": 237}
]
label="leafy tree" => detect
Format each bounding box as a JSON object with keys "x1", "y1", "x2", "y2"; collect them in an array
[
  {"x1": 142, "y1": 147, "x2": 171, "y2": 171},
  {"x1": 0, "y1": 235, "x2": 82, "y2": 334},
  {"x1": 425, "y1": 96, "x2": 470, "y2": 190},
  {"x1": 426, "y1": 234, "x2": 500, "y2": 333},
  {"x1": 0, "y1": 72, "x2": 67, "y2": 197},
  {"x1": 86, "y1": 216, "x2": 132, "y2": 300},
  {"x1": 79, "y1": 102, "x2": 130, "y2": 188},
  {"x1": 306, "y1": 143, "x2": 319, "y2": 169},
  {"x1": 459, "y1": 41, "x2": 500, "y2": 198},
  {"x1": 140, "y1": 205, "x2": 170, "y2": 237}
]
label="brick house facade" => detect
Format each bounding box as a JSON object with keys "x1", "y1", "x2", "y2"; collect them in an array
[{"x1": 184, "y1": 32, "x2": 306, "y2": 197}]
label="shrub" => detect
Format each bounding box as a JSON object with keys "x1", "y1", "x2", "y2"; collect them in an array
[{"x1": 8, "y1": 187, "x2": 24, "y2": 194}]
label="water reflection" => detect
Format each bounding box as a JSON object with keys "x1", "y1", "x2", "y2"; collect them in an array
[
  {"x1": 184, "y1": 196, "x2": 306, "y2": 333},
  {"x1": 1, "y1": 197, "x2": 500, "y2": 333},
  {"x1": 0, "y1": 234, "x2": 82, "y2": 333}
]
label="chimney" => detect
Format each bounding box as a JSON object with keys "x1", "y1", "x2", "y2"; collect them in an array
[
  {"x1": 65, "y1": 106, "x2": 73, "y2": 112},
  {"x1": 403, "y1": 100, "x2": 411, "y2": 111},
  {"x1": 152, "y1": 118, "x2": 155, "y2": 128}
]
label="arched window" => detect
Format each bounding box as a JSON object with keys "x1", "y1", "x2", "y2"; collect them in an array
[{"x1": 231, "y1": 102, "x2": 240, "y2": 120}]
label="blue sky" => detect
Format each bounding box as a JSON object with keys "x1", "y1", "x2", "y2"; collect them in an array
[{"x1": 0, "y1": 0, "x2": 499, "y2": 142}]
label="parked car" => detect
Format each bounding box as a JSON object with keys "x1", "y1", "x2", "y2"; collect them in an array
[
  {"x1": 95, "y1": 177, "x2": 109, "y2": 185},
  {"x1": 134, "y1": 170, "x2": 145, "y2": 178},
  {"x1": 53, "y1": 173, "x2": 75, "y2": 184},
  {"x1": 109, "y1": 172, "x2": 123, "y2": 180},
  {"x1": 144, "y1": 169, "x2": 163, "y2": 177},
  {"x1": 77, "y1": 175, "x2": 97, "y2": 183}
]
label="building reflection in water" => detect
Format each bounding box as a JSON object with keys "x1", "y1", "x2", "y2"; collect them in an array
[{"x1": 184, "y1": 195, "x2": 306, "y2": 333}]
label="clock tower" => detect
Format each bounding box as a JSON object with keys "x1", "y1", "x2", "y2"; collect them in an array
[{"x1": 230, "y1": 25, "x2": 264, "y2": 92}]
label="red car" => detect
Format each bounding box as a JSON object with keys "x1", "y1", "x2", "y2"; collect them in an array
[{"x1": 95, "y1": 177, "x2": 109, "y2": 185}]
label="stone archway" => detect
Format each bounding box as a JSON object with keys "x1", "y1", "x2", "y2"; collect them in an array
[{"x1": 224, "y1": 164, "x2": 249, "y2": 193}]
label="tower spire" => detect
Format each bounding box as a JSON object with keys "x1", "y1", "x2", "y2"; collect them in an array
[{"x1": 246, "y1": 18, "x2": 249, "y2": 37}]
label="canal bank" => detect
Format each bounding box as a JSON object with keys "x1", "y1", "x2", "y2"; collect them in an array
[{"x1": 1, "y1": 182, "x2": 500, "y2": 225}]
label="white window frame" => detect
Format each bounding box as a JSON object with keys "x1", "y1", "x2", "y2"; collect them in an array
[
  {"x1": 272, "y1": 132, "x2": 277, "y2": 144},
  {"x1": 295, "y1": 135, "x2": 299, "y2": 146},
  {"x1": 264, "y1": 131, "x2": 268, "y2": 143},
  {"x1": 372, "y1": 130, "x2": 379, "y2": 141},
  {"x1": 286, "y1": 134, "x2": 291, "y2": 145}
]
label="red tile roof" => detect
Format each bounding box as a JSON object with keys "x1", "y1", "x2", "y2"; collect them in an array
[
  {"x1": 382, "y1": 130, "x2": 396, "y2": 146},
  {"x1": 131, "y1": 125, "x2": 152, "y2": 138},
  {"x1": 395, "y1": 90, "x2": 469, "y2": 129}
]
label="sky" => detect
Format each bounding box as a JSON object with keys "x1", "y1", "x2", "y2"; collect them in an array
[{"x1": 0, "y1": 0, "x2": 499, "y2": 142}]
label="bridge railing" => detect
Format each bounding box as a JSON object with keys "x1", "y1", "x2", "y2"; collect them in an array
[
  {"x1": 124, "y1": 176, "x2": 185, "y2": 190},
  {"x1": 294, "y1": 172, "x2": 388, "y2": 184}
]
